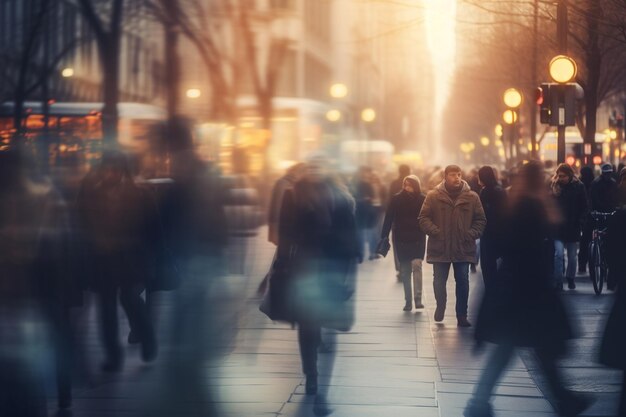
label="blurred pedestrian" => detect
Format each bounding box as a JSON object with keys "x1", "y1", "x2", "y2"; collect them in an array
[
  {"x1": 388, "y1": 164, "x2": 411, "y2": 280},
  {"x1": 368, "y1": 172, "x2": 387, "y2": 260},
  {"x1": 600, "y1": 207, "x2": 626, "y2": 417},
  {"x1": 577, "y1": 166, "x2": 595, "y2": 273},
  {"x1": 268, "y1": 163, "x2": 306, "y2": 246},
  {"x1": 76, "y1": 150, "x2": 158, "y2": 372},
  {"x1": 0, "y1": 148, "x2": 78, "y2": 415},
  {"x1": 477, "y1": 166, "x2": 507, "y2": 291},
  {"x1": 418, "y1": 165, "x2": 486, "y2": 327},
  {"x1": 590, "y1": 163, "x2": 618, "y2": 212},
  {"x1": 550, "y1": 163, "x2": 587, "y2": 290},
  {"x1": 270, "y1": 154, "x2": 360, "y2": 415},
  {"x1": 352, "y1": 166, "x2": 377, "y2": 259},
  {"x1": 380, "y1": 175, "x2": 426, "y2": 311},
  {"x1": 466, "y1": 160, "x2": 591, "y2": 417}
]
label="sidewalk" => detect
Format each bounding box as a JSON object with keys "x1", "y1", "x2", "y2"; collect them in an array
[{"x1": 54, "y1": 233, "x2": 622, "y2": 417}]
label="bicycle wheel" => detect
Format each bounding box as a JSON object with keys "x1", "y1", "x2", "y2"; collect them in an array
[{"x1": 589, "y1": 240, "x2": 603, "y2": 295}]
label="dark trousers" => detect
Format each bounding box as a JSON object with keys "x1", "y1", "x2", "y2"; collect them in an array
[
  {"x1": 479, "y1": 238, "x2": 499, "y2": 291},
  {"x1": 98, "y1": 282, "x2": 154, "y2": 363},
  {"x1": 298, "y1": 322, "x2": 321, "y2": 376},
  {"x1": 578, "y1": 217, "x2": 592, "y2": 270},
  {"x1": 433, "y1": 262, "x2": 470, "y2": 317},
  {"x1": 473, "y1": 344, "x2": 567, "y2": 405}
]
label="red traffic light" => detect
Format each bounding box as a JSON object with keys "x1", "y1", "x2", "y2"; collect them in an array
[{"x1": 535, "y1": 87, "x2": 544, "y2": 105}]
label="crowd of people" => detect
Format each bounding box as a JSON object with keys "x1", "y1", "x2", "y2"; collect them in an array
[{"x1": 2, "y1": 141, "x2": 626, "y2": 417}]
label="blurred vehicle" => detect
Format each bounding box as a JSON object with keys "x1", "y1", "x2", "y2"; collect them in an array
[
  {"x1": 0, "y1": 101, "x2": 166, "y2": 172},
  {"x1": 221, "y1": 174, "x2": 264, "y2": 237}
]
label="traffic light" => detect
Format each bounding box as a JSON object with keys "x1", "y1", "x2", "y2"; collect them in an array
[{"x1": 538, "y1": 84, "x2": 548, "y2": 123}]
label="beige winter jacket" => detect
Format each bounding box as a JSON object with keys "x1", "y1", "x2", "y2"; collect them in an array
[{"x1": 418, "y1": 180, "x2": 486, "y2": 263}]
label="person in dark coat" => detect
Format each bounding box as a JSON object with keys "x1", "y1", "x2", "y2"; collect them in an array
[
  {"x1": 388, "y1": 164, "x2": 411, "y2": 280},
  {"x1": 551, "y1": 163, "x2": 588, "y2": 290},
  {"x1": 577, "y1": 166, "x2": 595, "y2": 273},
  {"x1": 617, "y1": 167, "x2": 626, "y2": 208},
  {"x1": 590, "y1": 163, "x2": 618, "y2": 212},
  {"x1": 466, "y1": 161, "x2": 592, "y2": 417},
  {"x1": 272, "y1": 155, "x2": 360, "y2": 416},
  {"x1": 76, "y1": 150, "x2": 157, "y2": 372},
  {"x1": 477, "y1": 166, "x2": 507, "y2": 291},
  {"x1": 352, "y1": 166, "x2": 376, "y2": 259},
  {"x1": 600, "y1": 207, "x2": 626, "y2": 416},
  {"x1": 381, "y1": 175, "x2": 426, "y2": 311}
]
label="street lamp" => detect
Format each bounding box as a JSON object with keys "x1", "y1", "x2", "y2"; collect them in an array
[
  {"x1": 549, "y1": 54, "x2": 578, "y2": 164},
  {"x1": 186, "y1": 88, "x2": 201, "y2": 99},
  {"x1": 480, "y1": 136, "x2": 490, "y2": 147},
  {"x1": 503, "y1": 87, "x2": 522, "y2": 164},
  {"x1": 330, "y1": 83, "x2": 348, "y2": 99},
  {"x1": 326, "y1": 109, "x2": 342, "y2": 122},
  {"x1": 61, "y1": 68, "x2": 74, "y2": 77},
  {"x1": 361, "y1": 108, "x2": 376, "y2": 123}
]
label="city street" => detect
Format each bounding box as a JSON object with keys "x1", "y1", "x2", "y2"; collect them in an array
[{"x1": 51, "y1": 229, "x2": 622, "y2": 417}]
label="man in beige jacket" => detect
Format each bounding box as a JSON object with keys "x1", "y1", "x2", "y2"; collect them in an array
[{"x1": 418, "y1": 165, "x2": 486, "y2": 327}]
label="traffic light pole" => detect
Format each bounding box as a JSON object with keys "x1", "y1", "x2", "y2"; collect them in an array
[{"x1": 557, "y1": 0, "x2": 568, "y2": 164}]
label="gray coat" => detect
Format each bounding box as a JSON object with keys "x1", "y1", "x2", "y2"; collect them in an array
[{"x1": 418, "y1": 181, "x2": 486, "y2": 263}]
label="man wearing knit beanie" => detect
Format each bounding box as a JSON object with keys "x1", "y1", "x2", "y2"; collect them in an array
[{"x1": 418, "y1": 165, "x2": 486, "y2": 327}]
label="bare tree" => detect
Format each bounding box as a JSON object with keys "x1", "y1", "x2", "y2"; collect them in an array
[{"x1": 77, "y1": 0, "x2": 126, "y2": 146}]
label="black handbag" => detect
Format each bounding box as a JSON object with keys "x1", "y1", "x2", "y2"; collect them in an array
[
  {"x1": 376, "y1": 237, "x2": 391, "y2": 257},
  {"x1": 259, "y1": 248, "x2": 294, "y2": 322}
]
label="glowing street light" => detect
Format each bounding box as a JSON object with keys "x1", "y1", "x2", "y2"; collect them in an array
[
  {"x1": 502, "y1": 109, "x2": 518, "y2": 125},
  {"x1": 503, "y1": 88, "x2": 523, "y2": 108},
  {"x1": 361, "y1": 108, "x2": 376, "y2": 123},
  {"x1": 326, "y1": 109, "x2": 342, "y2": 122},
  {"x1": 186, "y1": 88, "x2": 201, "y2": 99},
  {"x1": 480, "y1": 136, "x2": 490, "y2": 147},
  {"x1": 61, "y1": 68, "x2": 74, "y2": 77},
  {"x1": 330, "y1": 83, "x2": 348, "y2": 99},
  {"x1": 495, "y1": 124, "x2": 503, "y2": 137},
  {"x1": 549, "y1": 55, "x2": 577, "y2": 83}
]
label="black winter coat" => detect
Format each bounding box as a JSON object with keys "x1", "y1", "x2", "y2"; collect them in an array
[
  {"x1": 475, "y1": 196, "x2": 574, "y2": 351},
  {"x1": 590, "y1": 176, "x2": 618, "y2": 212},
  {"x1": 380, "y1": 190, "x2": 426, "y2": 261},
  {"x1": 553, "y1": 179, "x2": 588, "y2": 242},
  {"x1": 270, "y1": 179, "x2": 360, "y2": 331},
  {"x1": 479, "y1": 185, "x2": 507, "y2": 243}
]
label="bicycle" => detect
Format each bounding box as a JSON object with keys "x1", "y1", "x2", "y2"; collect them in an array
[{"x1": 588, "y1": 211, "x2": 615, "y2": 295}]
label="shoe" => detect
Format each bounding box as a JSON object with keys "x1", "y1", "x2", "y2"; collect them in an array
[
  {"x1": 470, "y1": 264, "x2": 477, "y2": 273},
  {"x1": 556, "y1": 281, "x2": 564, "y2": 291},
  {"x1": 403, "y1": 302, "x2": 412, "y2": 311},
  {"x1": 556, "y1": 392, "x2": 594, "y2": 416},
  {"x1": 141, "y1": 336, "x2": 158, "y2": 363},
  {"x1": 305, "y1": 375, "x2": 318, "y2": 395},
  {"x1": 128, "y1": 330, "x2": 141, "y2": 345},
  {"x1": 464, "y1": 399, "x2": 494, "y2": 417},
  {"x1": 414, "y1": 301, "x2": 424, "y2": 309},
  {"x1": 434, "y1": 305, "x2": 445, "y2": 322},
  {"x1": 567, "y1": 278, "x2": 576, "y2": 290},
  {"x1": 578, "y1": 266, "x2": 586, "y2": 274},
  {"x1": 313, "y1": 394, "x2": 333, "y2": 416},
  {"x1": 457, "y1": 316, "x2": 472, "y2": 327}
]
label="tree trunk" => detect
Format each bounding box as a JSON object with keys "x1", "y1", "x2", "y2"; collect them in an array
[
  {"x1": 101, "y1": 42, "x2": 120, "y2": 147},
  {"x1": 164, "y1": 26, "x2": 179, "y2": 123}
]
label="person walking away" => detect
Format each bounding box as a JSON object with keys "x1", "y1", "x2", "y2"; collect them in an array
[
  {"x1": 268, "y1": 163, "x2": 306, "y2": 246},
  {"x1": 270, "y1": 155, "x2": 360, "y2": 415},
  {"x1": 389, "y1": 164, "x2": 411, "y2": 280},
  {"x1": 368, "y1": 172, "x2": 387, "y2": 260},
  {"x1": 465, "y1": 160, "x2": 592, "y2": 417},
  {"x1": 352, "y1": 166, "x2": 377, "y2": 259},
  {"x1": 76, "y1": 151, "x2": 158, "y2": 372},
  {"x1": 577, "y1": 166, "x2": 595, "y2": 273},
  {"x1": 418, "y1": 165, "x2": 486, "y2": 327},
  {"x1": 477, "y1": 166, "x2": 507, "y2": 291},
  {"x1": 590, "y1": 163, "x2": 618, "y2": 212},
  {"x1": 550, "y1": 163, "x2": 587, "y2": 290},
  {"x1": 380, "y1": 175, "x2": 426, "y2": 311}
]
